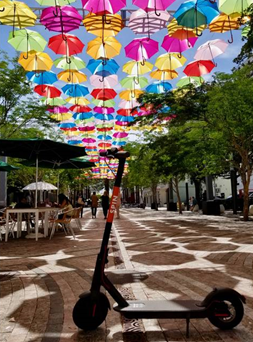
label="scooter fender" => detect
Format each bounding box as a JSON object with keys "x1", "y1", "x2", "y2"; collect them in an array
[{"x1": 199, "y1": 287, "x2": 246, "y2": 308}]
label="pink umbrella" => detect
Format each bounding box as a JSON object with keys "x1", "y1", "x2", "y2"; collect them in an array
[
  {"x1": 125, "y1": 37, "x2": 159, "y2": 62},
  {"x1": 47, "y1": 106, "x2": 69, "y2": 113},
  {"x1": 113, "y1": 132, "x2": 128, "y2": 138},
  {"x1": 40, "y1": 6, "x2": 82, "y2": 33},
  {"x1": 162, "y1": 35, "x2": 198, "y2": 57},
  {"x1": 133, "y1": 0, "x2": 176, "y2": 14},
  {"x1": 82, "y1": 0, "x2": 126, "y2": 14},
  {"x1": 194, "y1": 39, "x2": 228, "y2": 66},
  {"x1": 183, "y1": 60, "x2": 215, "y2": 77},
  {"x1": 78, "y1": 126, "x2": 95, "y2": 131},
  {"x1": 90, "y1": 75, "x2": 118, "y2": 88},
  {"x1": 118, "y1": 99, "x2": 140, "y2": 109},
  {"x1": 115, "y1": 121, "x2": 129, "y2": 126},
  {"x1": 82, "y1": 137, "x2": 96, "y2": 143},
  {"x1": 93, "y1": 106, "x2": 115, "y2": 114}
]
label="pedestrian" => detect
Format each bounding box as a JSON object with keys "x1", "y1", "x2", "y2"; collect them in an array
[
  {"x1": 76, "y1": 194, "x2": 85, "y2": 218},
  {"x1": 101, "y1": 190, "x2": 110, "y2": 219},
  {"x1": 116, "y1": 191, "x2": 121, "y2": 219},
  {"x1": 91, "y1": 191, "x2": 98, "y2": 218}
]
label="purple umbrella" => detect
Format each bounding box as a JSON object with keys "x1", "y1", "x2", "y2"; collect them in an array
[
  {"x1": 40, "y1": 6, "x2": 82, "y2": 33},
  {"x1": 93, "y1": 106, "x2": 115, "y2": 114},
  {"x1": 47, "y1": 106, "x2": 69, "y2": 113},
  {"x1": 125, "y1": 37, "x2": 159, "y2": 63},
  {"x1": 162, "y1": 35, "x2": 198, "y2": 57}
]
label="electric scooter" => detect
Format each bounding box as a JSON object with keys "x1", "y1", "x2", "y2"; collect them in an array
[{"x1": 73, "y1": 148, "x2": 246, "y2": 337}]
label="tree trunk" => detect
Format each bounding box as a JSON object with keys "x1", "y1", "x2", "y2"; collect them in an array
[
  {"x1": 193, "y1": 178, "x2": 201, "y2": 205},
  {"x1": 241, "y1": 165, "x2": 251, "y2": 221},
  {"x1": 173, "y1": 177, "x2": 182, "y2": 214},
  {"x1": 151, "y1": 184, "x2": 158, "y2": 210},
  {"x1": 104, "y1": 178, "x2": 109, "y2": 194}
]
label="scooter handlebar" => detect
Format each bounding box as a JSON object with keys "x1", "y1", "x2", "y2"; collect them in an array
[{"x1": 100, "y1": 148, "x2": 130, "y2": 159}]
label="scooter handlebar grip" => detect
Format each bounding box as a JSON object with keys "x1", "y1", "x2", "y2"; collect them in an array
[{"x1": 99, "y1": 148, "x2": 130, "y2": 159}]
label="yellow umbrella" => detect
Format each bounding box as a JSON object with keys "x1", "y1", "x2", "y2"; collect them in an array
[
  {"x1": 150, "y1": 69, "x2": 178, "y2": 80},
  {"x1": 122, "y1": 60, "x2": 153, "y2": 76},
  {"x1": 119, "y1": 90, "x2": 144, "y2": 101},
  {"x1": 63, "y1": 130, "x2": 80, "y2": 136},
  {"x1": 0, "y1": 0, "x2": 37, "y2": 29},
  {"x1": 57, "y1": 70, "x2": 87, "y2": 83},
  {"x1": 50, "y1": 113, "x2": 73, "y2": 121},
  {"x1": 168, "y1": 18, "x2": 206, "y2": 37},
  {"x1": 18, "y1": 50, "x2": 53, "y2": 71},
  {"x1": 83, "y1": 13, "x2": 124, "y2": 37},
  {"x1": 65, "y1": 97, "x2": 90, "y2": 105},
  {"x1": 155, "y1": 53, "x2": 186, "y2": 71},
  {"x1": 87, "y1": 36, "x2": 121, "y2": 59}
]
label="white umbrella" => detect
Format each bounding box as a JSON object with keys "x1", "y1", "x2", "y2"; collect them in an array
[{"x1": 23, "y1": 181, "x2": 58, "y2": 191}]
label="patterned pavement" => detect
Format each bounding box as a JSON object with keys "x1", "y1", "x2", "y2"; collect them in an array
[{"x1": 0, "y1": 208, "x2": 253, "y2": 342}]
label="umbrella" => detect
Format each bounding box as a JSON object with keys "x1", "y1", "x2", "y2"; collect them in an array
[
  {"x1": 128, "y1": 9, "x2": 170, "y2": 36},
  {"x1": 34, "y1": 84, "x2": 61, "y2": 98},
  {"x1": 57, "y1": 70, "x2": 87, "y2": 83},
  {"x1": 92, "y1": 99, "x2": 115, "y2": 107},
  {"x1": 26, "y1": 71, "x2": 57, "y2": 85},
  {"x1": 122, "y1": 60, "x2": 153, "y2": 76},
  {"x1": 62, "y1": 84, "x2": 89, "y2": 97},
  {"x1": 120, "y1": 76, "x2": 148, "y2": 90},
  {"x1": 41, "y1": 97, "x2": 65, "y2": 106},
  {"x1": 86, "y1": 58, "x2": 119, "y2": 75},
  {"x1": 70, "y1": 105, "x2": 92, "y2": 112},
  {"x1": 40, "y1": 6, "x2": 82, "y2": 33},
  {"x1": 97, "y1": 135, "x2": 112, "y2": 140},
  {"x1": 0, "y1": 138, "x2": 86, "y2": 207},
  {"x1": 161, "y1": 35, "x2": 197, "y2": 56},
  {"x1": 117, "y1": 109, "x2": 138, "y2": 116},
  {"x1": 132, "y1": 0, "x2": 176, "y2": 13},
  {"x1": 150, "y1": 69, "x2": 178, "y2": 80},
  {"x1": 66, "y1": 97, "x2": 90, "y2": 105},
  {"x1": 18, "y1": 50, "x2": 53, "y2": 71},
  {"x1": 194, "y1": 39, "x2": 228, "y2": 65},
  {"x1": 8, "y1": 29, "x2": 47, "y2": 57},
  {"x1": 118, "y1": 99, "x2": 140, "y2": 109},
  {"x1": 125, "y1": 37, "x2": 159, "y2": 62},
  {"x1": 74, "y1": 112, "x2": 93, "y2": 120},
  {"x1": 93, "y1": 106, "x2": 114, "y2": 114},
  {"x1": 119, "y1": 90, "x2": 144, "y2": 101},
  {"x1": 91, "y1": 88, "x2": 117, "y2": 100},
  {"x1": 83, "y1": 12, "x2": 124, "y2": 37},
  {"x1": 113, "y1": 132, "x2": 128, "y2": 138},
  {"x1": 146, "y1": 81, "x2": 172, "y2": 93},
  {"x1": 36, "y1": 0, "x2": 77, "y2": 5},
  {"x1": 90, "y1": 74, "x2": 118, "y2": 88},
  {"x1": 219, "y1": 0, "x2": 253, "y2": 15},
  {"x1": 50, "y1": 113, "x2": 73, "y2": 121},
  {"x1": 48, "y1": 33, "x2": 85, "y2": 61},
  {"x1": 47, "y1": 105, "x2": 69, "y2": 113},
  {"x1": 0, "y1": 1, "x2": 36, "y2": 34},
  {"x1": 23, "y1": 181, "x2": 57, "y2": 191},
  {"x1": 183, "y1": 60, "x2": 215, "y2": 77},
  {"x1": 155, "y1": 53, "x2": 187, "y2": 70},
  {"x1": 87, "y1": 36, "x2": 121, "y2": 59},
  {"x1": 53, "y1": 55, "x2": 86, "y2": 70},
  {"x1": 82, "y1": 0, "x2": 126, "y2": 15},
  {"x1": 176, "y1": 76, "x2": 204, "y2": 87},
  {"x1": 0, "y1": 160, "x2": 19, "y2": 172},
  {"x1": 168, "y1": 18, "x2": 205, "y2": 38},
  {"x1": 21, "y1": 158, "x2": 94, "y2": 170},
  {"x1": 94, "y1": 113, "x2": 114, "y2": 120}
]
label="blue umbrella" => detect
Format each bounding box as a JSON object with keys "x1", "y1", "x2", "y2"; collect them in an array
[
  {"x1": 26, "y1": 71, "x2": 57, "y2": 85},
  {"x1": 97, "y1": 135, "x2": 112, "y2": 140},
  {"x1": 146, "y1": 82, "x2": 172, "y2": 94},
  {"x1": 112, "y1": 141, "x2": 126, "y2": 146},
  {"x1": 68, "y1": 140, "x2": 83, "y2": 145},
  {"x1": 73, "y1": 112, "x2": 93, "y2": 120},
  {"x1": 159, "y1": 105, "x2": 171, "y2": 113},
  {"x1": 86, "y1": 59, "x2": 120, "y2": 75},
  {"x1": 62, "y1": 84, "x2": 89, "y2": 97},
  {"x1": 116, "y1": 115, "x2": 134, "y2": 122},
  {"x1": 95, "y1": 114, "x2": 114, "y2": 121}
]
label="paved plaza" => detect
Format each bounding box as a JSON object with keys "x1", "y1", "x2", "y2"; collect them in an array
[{"x1": 0, "y1": 208, "x2": 253, "y2": 342}]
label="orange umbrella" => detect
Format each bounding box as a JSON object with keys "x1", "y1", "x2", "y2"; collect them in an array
[
  {"x1": 18, "y1": 50, "x2": 53, "y2": 71},
  {"x1": 57, "y1": 70, "x2": 87, "y2": 83},
  {"x1": 150, "y1": 69, "x2": 178, "y2": 80},
  {"x1": 83, "y1": 13, "x2": 124, "y2": 37}
]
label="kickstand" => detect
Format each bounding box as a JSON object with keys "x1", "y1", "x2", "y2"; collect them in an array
[{"x1": 186, "y1": 317, "x2": 190, "y2": 338}]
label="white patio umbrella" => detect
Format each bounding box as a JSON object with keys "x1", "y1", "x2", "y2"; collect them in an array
[{"x1": 23, "y1": 181, "x2": 58, "y2": 191}]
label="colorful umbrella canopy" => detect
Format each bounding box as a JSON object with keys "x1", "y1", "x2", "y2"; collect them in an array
[
  {"x1": 86, "y1": 58, "x2": 119, "y2": 74},
  {"x1": 87, "y1": 36, "x2": 121, "y2": 59},
  {"x1": 219, "y1": 0, "x2": 253, "y2": 15},
  {"x1": 36, "y1": 0, "x2": 77, "y2": 5},
  {"x1": 93, "y1": 106, "x2": 114, "y2": 114},
  {"x1": 50, "y1": 113, "x2": 73, "y2": 121},
  {"x1": 117, "y1": 109, "x2": 138, "y2": 116},
  {"x1": 41, "y1": 96, "x2": 65, "y2": 105},
  {"x1": 183, "y1": 60, "x2": 215, "y2": 77},
  {"x1": 176, "y1": 76, "x2": 204, "y2": 87},
  {"x1": 83, "y1": 12, "x2": 124, "y2": 36},
  {"x1": 95, "y1": 113, "x2": 114, "y2": 120},
  {"x1": 74, "y1": 113, "x2": 93, "y2": 120},
  {"x1": 48, "y1": 105, "x2": 69, "y2": 113},
  {"x1": 57, "y1": 70, "x2": 87, "y2": 83},
  {"x1": 40, "y1": 6, "x2": 82, "y2": 33},
  {"x1": 53, "y1": 55, "x2": 86, "y2": 70},
  {"x1": 161, "y1": 35, "x2": 197, "y2": 55},
  {"x1": 122, "y1": 60, "x2": 153, "y2": 76},
  {"x1": 90, "y1": 74, "x2": 118, "y2": 88},
  {"x1": 18, "y1": 50, "x2": 53, "y2": 71},
  {"x1": 128, "y1": 9, "x2": 170, "y2": 36},
  {"x1": 120, "y1": 76, "x2": 148, "y2": 90},
  {"x1": 66, "y1": 97, "x2": 90, "y2": 105},
  {"x1": 146, "y1": 81, "x2": 172, "y2": 93},
  {"x1": 119, "y1": 89, "x2": 144, "y2": 101},
  {"x1": 113, "y1": 132, "x2": 128, "y2": 138},
  {"x1": 8, "y1": 29, "x2": 47, "y2": 55},
  {"x1": 125, "y1": 37, "x2": 159, "y2": 62},
  {"x1": 168, "y1": 18, "x2": 205, "y2": 37},
  {"x1": 118, "y1": 99, "x2": 140, "y2": 109},
  {"x1": 150, "y1": 68, "x2": 178, "y2": 80},
  {"x1": 97, "y1": 135, "x2": 112, "y2": 140},
  {"x1": 62, "y1": 84, "x2": 89, "y2": 97},
  {"x1": 155, "y1": 53, "x2": 187, "y2": 70},
  {"x1": 70, "y1": 105, "x2": 92, "y2": 112},
  {"x1": 132, "y1": 0, "x2": 176, "y2": 12},
  {"x1": 48, "y1": 33, "x2": 85, "y2": 56},
  {"x1": 26, "y1": 71, "x2": 57, "y2": 85},
  {"x1": 34, "y1": 84, "x2": 61, "y2": 98},
  {"x1": 0, "y1": 0, "x2": 37, "y2": 29},
  {"x1": 194, "y1": 39, "x2": 228, "y2": 64},
  {"x1": 91, "y1": 88, "x2": 117, "y2": 100},
  {"x1": 82, "y1": 0, "x2": 126, "y2": 15}
]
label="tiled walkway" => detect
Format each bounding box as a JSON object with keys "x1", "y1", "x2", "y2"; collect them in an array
[{"x1": 0, "y1": 209, "x2": 253, "y2": 342}]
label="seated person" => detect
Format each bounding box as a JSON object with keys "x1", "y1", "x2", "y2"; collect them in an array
[
  {"x1": 15, "y1": 195, "x2": 34, "y2": 227},
  {"x1": 57, "y1": 194, "x2": 73, "y2": 219}
]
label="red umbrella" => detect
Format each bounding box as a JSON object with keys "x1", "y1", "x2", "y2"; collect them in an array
[
  {"x1": 70, "y1": 105, "x2": 92, "y2": 112},
  {"x1": 34, "y1": 85, "x2": 61, "y2": 98},
  {"x1": 117, "y1": 109, "x2": 138, "y2": 116},
  {"x1": 183, "y1": 60, "x2": 215, "y2": 77},
  {"x1": 98, "y1": 142, "x2": 112, "y2": 148},
  {"x1": 97, "y1": 127, "x2": 113, "y2": 132},
  {"x1": 91, "y1": 88, "x2": 117, "y2": 100},
  {"x1": 48, "y1": 34, "x2": 85, "y2": 60}
]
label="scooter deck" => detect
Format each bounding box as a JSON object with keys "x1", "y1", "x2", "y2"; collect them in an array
[{"x1": 114, "y1": 300, "x2": 207, "y2": 319}]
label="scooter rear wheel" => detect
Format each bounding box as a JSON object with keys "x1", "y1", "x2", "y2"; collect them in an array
[
  {"x1": 72, "y1": 292, "x2": 109, "y2": 330},
  {"x1": 208, "y1": 295, "x2": 244, "y2": 330}
]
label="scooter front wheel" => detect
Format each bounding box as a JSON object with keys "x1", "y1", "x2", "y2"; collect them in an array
[
  {"x1": 72, "y1": 292, "x2": 109, "y2": 330},
  {"x1": 208, "y1": 295, "x2": 244, "y2": 330}
]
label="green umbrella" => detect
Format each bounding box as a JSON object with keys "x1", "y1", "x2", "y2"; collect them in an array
[
  {"x1": 41, "y1": 97, "x2": 66, "y2": 106},
  {"x1": 92, "y1": 99, "x2": 115, "y2": 107},
  {"x1": 54, "y1": 55, "x2": 86, "y2": 70},
  {"x1": 35, "y1": 0, "x2": 77, "y2": 5},
  {"x1": 120, "y1": 76, "x2": 148, "y2": 90},
  {"x1": 219, "y1": 0, "x2": 253, "y2": 15},
  {"x1": 176, "y1": 76, "x2": 204, "y2": 88},
  {"x1": 8, "y1": 29, "x2": 47, "y2": 55},
  {"x1": 0, "y1": 160, "x2": 19, "y2": 172}
]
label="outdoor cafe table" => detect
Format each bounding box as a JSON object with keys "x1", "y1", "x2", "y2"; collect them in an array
[{"x1": 5, "y1": 207, "x2": 59, "y2": 242}]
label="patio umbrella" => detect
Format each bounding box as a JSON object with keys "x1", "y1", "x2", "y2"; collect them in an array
[
  {"x1": 23, "y1": 181, "x2": 57, "y2": 191},
  {"x1": 128, "y1": 9, "x2": 170, "y2": 37},
  {"x1": 40, "y1": 6, "x2": 82, "y2": 33},
  {"x1": 125, "y1": 37, "x2": 159, "y2": 63},
  {"x1": 194, "y1": 39, "x2": 228, "y2": 65},
  {"x1": 87, "y1": 36, "x2": 121, "y2": 59},
  {"x1": 83, "y1": 12, "x2": 124, "y2": 37},
  {"x1": 62, "y1": 84, "x2": 89, "y2": 97},
  {"x1": 82, "y1": 0, "x2": 126, "y2": 15},
  {"x1": 21, "y1": 158, "x2": 93, "y2": 170},
  {"x1": 26, "y1": 71, "x2": 57, "y2": 85},
  {"x1": 0, "y1": 138, "x2": 86, "y2": 207},
  {"x1": 18, "y1": 50, "x2": 53, "y2": 71},
  {"x1": 0, "y1": 160, "x2": 19, "y2": 172},
  {"x1": 53, "y1": 55, "x2": 86, "y2": 70},
  {"x1": 183, "y1": 60, "x2": 215, "y2": 77},
  {"x1": 90, "y1": 75, "x2": 118, "y2": 88},
  {"x1": 57, "y1": 70, "x2": 87, "y2": 83},
  {"x1": 34, "y1": 84, "x2": 61, "y2": 98}
]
